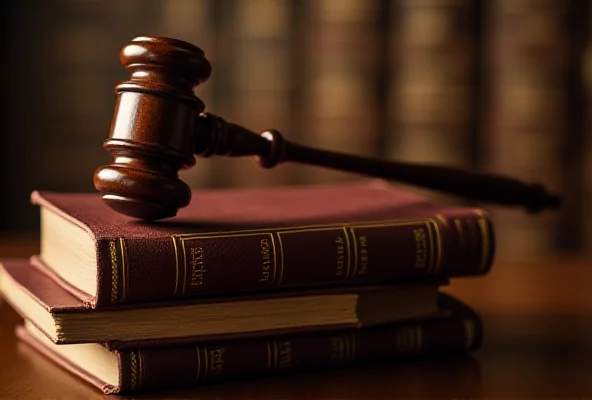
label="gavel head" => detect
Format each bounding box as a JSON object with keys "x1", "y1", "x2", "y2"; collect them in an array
[{"x1": 94, "y1": 36, "x2": 211, "y2": 220}]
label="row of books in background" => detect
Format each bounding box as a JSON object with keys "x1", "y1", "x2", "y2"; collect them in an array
[
  {"x1": 4, "y1": 0, "x2": 591, "y2": 260},
  {"x1": 0, "y1": 180, "x2": 492, "y2": 393}
]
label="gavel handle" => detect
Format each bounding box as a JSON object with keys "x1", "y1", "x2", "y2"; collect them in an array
[{"x1": 195, "y1": 113, "x2": 561, "y2": 213}]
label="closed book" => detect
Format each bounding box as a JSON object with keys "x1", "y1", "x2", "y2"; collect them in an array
[
  {"x1": 31, "y1": 180, "x2": 494, "y2": 307},
  {"x1": 15, "y1": 293, "x2": 481, "y2": 394},
  {"x1": 0, "y1": 258, "x2": 443, "y2": 345}
]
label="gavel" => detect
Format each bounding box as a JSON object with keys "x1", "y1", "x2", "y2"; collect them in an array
[{"x1": 94, "y1": 36, "x2": 561, "y2": 221}]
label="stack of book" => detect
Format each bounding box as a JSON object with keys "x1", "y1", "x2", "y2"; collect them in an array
[{"x1": 0, "y1": 179, "x2": 493, "y2": 394}]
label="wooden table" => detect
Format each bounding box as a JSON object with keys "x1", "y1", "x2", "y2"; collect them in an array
[{"x1": 1, "y1": 236, "x2": 591, "y2": 399}]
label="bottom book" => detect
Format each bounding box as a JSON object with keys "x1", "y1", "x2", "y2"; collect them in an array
[{"x1": 15, "y1": 293, "x2": 481, "y2": 395}]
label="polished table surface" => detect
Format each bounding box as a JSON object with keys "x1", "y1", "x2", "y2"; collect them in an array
[{"x1": 1, "y1": 235, "x2": 591, "y2": 399}]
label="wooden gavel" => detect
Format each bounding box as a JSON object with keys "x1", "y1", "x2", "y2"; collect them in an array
[{"x1": 94, "y1": 36, "x2": 561, "y2": 221}]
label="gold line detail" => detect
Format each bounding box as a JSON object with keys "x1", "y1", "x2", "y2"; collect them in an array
[
  {"x1": 172, "y1": 236, "x2": 180, "y2": 296},
  {"x1": 276, "y1": 235, "x2": 285, "y2": 285},
  {"x1": 109, "y1": 240, "x2": 118, "y2": 303},
  {"x1": 266, "y1": 341, "x2": 272, "y2": 370},
  {"x1": 415, "y1": 326, "x2": 423, "y2": 352},
  {"x1": 344, "y1": 333, "x2": 351, "y2": 361},
  {"x1": 269, "y1": 234, "x2": 278, "y2": 285},
  {"x1": 343, "y1": 227, "x2": 352, "y2": 279},
  {"x1": 196, "y1": 345, "x2": 202, "y2": 382},
  {"x1": 119, "y1": 238, "x2": 128, "y2": 302},
  {"x1": 178, "y1": 231, "x2": 283, "y2": 239},
  {"x1": 348, "y1": 228, "x2": 358, "y2": 278},
  {"x1": 273, "y1": 341, "x2": 279, "y2": 370},
  {"x1": 181, "y1": 239, "x2": 188, "y2": 294},
  {"x1": 425, "y1": 221, "x2": 434, "y2": 273},
  {"x1": 477, "y1": 217, "x2": 490, "y2": 273},
  {"x1": 138, "y1": 350, "x2": 144, "y2": 388},
  {"x1": 174, "y1": 218, "x2": 438, "y2": 239},
  {"x1": 167, "y1": 218, "x2": 441, "y2": 291},
  {"x1": 463, "y1": 319, "x2": 476, "y2": 350},
  {"x1": 432, "y1": 220, "x2": 443, "y2": 273},
  {"x1": 203, "y1": 346, "x2": 209, "y2": 380},
  {"x1": 269, "y1": 233, "x2": 277, "y2": 285},
  {"x1": 130, "y1": 351, "x2": 138, "y2": 390}
]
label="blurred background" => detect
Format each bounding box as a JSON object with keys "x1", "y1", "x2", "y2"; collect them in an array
[{"x1": 1, "y1": 0, "x2": 591, "y2": 263}]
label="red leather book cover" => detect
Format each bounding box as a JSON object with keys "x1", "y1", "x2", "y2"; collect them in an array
[
  {"x1": 0, "y1": 258, "x2": 444, "y2": 346},
  {"x1": 31, "y1": 179, "x2": 494, "y2": 306},
  {"x1": 16, "y1": 292, "x2": 481, "y2": 394}
]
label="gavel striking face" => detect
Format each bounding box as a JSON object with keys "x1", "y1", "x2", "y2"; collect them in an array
[{"x1": 94, "y1": 36, "x2": 561, "y2": 221}]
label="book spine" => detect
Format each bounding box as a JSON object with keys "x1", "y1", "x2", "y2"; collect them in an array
[
  {"x1": 117, "y1": 310, "x2": 480, "y2": 392},
  {"x1": 96, "y1": 212, "x2": 494, "y2": 305}
]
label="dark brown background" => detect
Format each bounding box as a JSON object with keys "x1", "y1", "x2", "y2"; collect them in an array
[
  {"x1": 1, "y1": 2, "x2": 591, "y2": 397},
  {"x1": 1, "y1": 0, "x2": 591, "y2": 263}
]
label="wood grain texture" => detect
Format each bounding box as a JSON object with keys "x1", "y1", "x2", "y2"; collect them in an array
[
  {"x1": 94, "y1": 34, "x2": 560, "y2": 221},
  {"x1": 1, "y1": 237, "x2": 591, "y2": 399}
]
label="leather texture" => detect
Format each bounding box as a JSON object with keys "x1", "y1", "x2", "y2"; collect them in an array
[
  {"x1": 0, "y1": 259, "x2": 446, "y2": 346},
  {"x1": 31, "y1": 179, "x2": 495, "y2": 306},
  {"x1": 15, "y1": 292, "x2": 481, "y2": 394}
]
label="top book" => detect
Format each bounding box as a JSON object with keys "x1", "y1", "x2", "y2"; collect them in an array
[{"x1": 32, "y1": 179, "x2": 495, "y2": 307}]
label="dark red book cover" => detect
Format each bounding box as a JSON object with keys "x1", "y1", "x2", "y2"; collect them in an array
[
  {"x1": 0, "y1": 258, "x2": 445, "y2": 346},
  {"x1": 32, "y1": 179, "x2": 495, "y2": 306},
  {"x1": 16, "y1": 292, "x2": 482, "y2": 394}
]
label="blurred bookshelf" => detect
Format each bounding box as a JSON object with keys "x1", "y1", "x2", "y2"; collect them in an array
[{"x1": 1, "y1": 0, "x2": 590, "y2": 261}]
